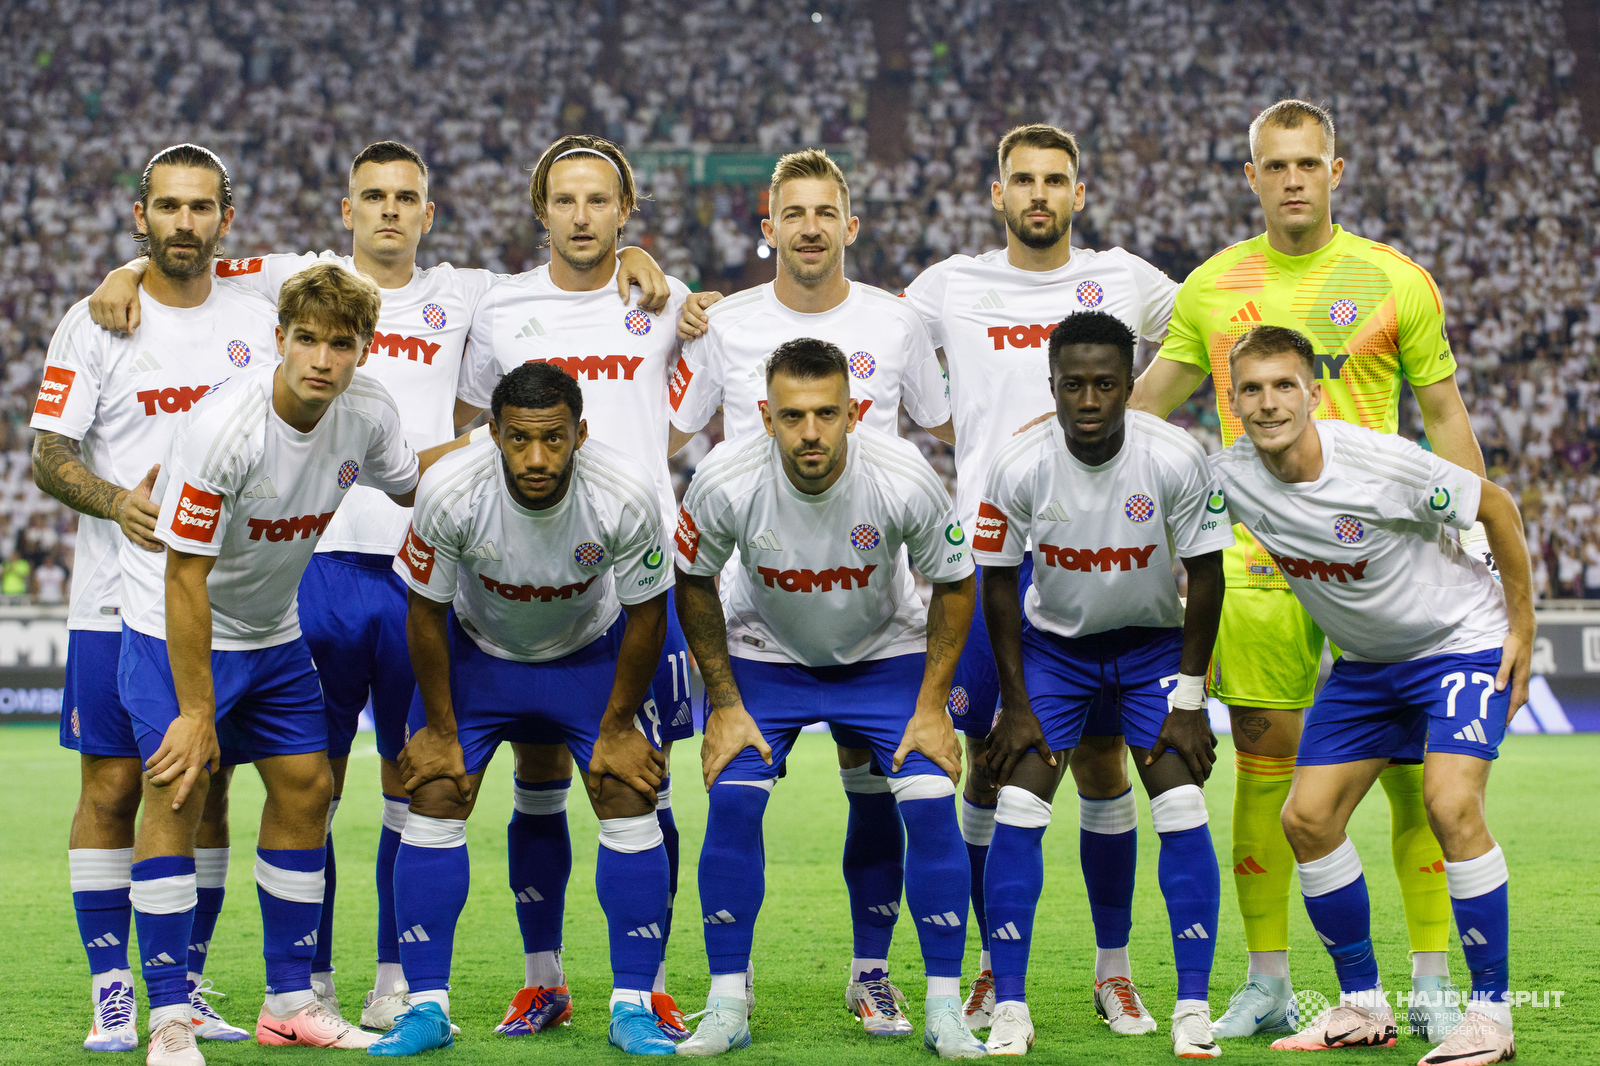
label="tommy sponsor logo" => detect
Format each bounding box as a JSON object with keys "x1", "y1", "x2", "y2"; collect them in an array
[
  {"x1": 972, "y1": 501, "x2": 1008, "y2": 552},
  {"x1": 371, "y1": 331, "x2": 442, "y2": 365},
  {"x1": 477, "y1": 572, "x2": 598, "y2": 603},
  {"x1": 215, "y1": 257, "x2": 264, "y2": 276},
  {"x1": 1037, "y1": 543, "x2": 1158, "y2": 572},
  {"x1": 1315, "y1": 350, "x2": 1352, "y2": 379},
  {"x1": 33, "y1": 366, "x2": 76, "y2": 416},
  {"x1": 755, "y1": 564, "x2": 877, "y2": 592},
  {"x1": 528, "y1": 354, "x2": 645, "y2": 381},
  {"x1": 401, "y1": 524, "x2": 436, "y2": 582},
  {"x1": 668, "y1": 356, "x2": 694, "y2": 411},
  {"x1": 172, "y1": 484, "x2": 223, "y2": 542},
  {"x1": 246, "y1": 511, "x2": 336, "y2": 542},
  {"x1": 986, "y1": 323, "x2": 1057, "y2": 350},
  {"x1": 137, "y1": 384, "x2": 212, "y2": 416},
  {"x1": 1269, "y1": 552, "x2": 1370, "y2": 583},
  {"x1": 675, "y1": 506, "x2": 700, "y2": 563}
]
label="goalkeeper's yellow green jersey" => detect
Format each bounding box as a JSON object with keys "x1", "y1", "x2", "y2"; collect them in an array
[{"x1": 1157, "y1": 224, "x2": 1456, "y2": 588}]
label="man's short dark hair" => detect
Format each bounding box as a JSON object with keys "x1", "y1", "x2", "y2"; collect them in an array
[
  {"x1": 1047, "y1": 311, "x2": 1137, "y2": 379},
  {"x1": 491, "y1": 361, "x2": 583, "y2": 425},
  {"x1": 1227, "y1": 325, "x2": 1316, "y2": 375},
  {"x1": 135, "y1": 144, "x2": 231, "y2": 245},
  {"x1": 998, "y1": 124, "x2": 1081, "y2": 181},
  {"x1": 765, "y1": 337, "x2": 848, "y2": 386},
  {"x1": 349, "y1": 140, "x2": 429, "y2": 187}
]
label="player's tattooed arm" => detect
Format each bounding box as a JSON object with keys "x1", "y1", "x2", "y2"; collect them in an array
[
  {"x1": 675, "y1": 569, "x2": 772, "y2": 788},
  {"x1": 401, "y1": 590, "x2": 473, "y2": 802},
  {"x1": 894, "y1": 574, "x2": 976, "y2": 781},
  {"x1": 1476, "y1": 479, "x2": 1536, "y2": 721},
  {"x1": 32, "y1": 431, "x2": 163, "y2": 551},
  {"x1": 589, "y1": 591, "x2": 669, "y2": 804},
  {"x1": 981, "y1": 565, "x2": 1055, "y2": 786}
]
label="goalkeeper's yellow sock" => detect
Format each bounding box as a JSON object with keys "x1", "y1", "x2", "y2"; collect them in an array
[
  {"x1": 1232, "y1": 752, "x2": 1296, "y2": 966},
  {"x1": 1379, "y1": 762, "x2": 1452, "y2": 960}
]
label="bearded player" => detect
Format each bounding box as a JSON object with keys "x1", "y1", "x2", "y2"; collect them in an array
[{"x1": 1130, "y1": 100, "x2": 1478, "y2": 1041}]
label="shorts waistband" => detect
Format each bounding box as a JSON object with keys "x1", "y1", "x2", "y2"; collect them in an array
[
  {"x1": 1028, "y1": 623, "x2": 1180, "y2": 658},
  {"x1": 318, "y1": 551, "x2": 397, "y2": 571}
]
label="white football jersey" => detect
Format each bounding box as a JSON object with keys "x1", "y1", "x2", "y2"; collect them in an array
[
  {"x1": 668, "y1": 281, "x2": 950, "y2": 442},
  {"x1": 396, "y1": 437, "x2": 671, "y2": 663},
  {"x1": 675, "y1": 424, "x2": 973, "y2": 667},
  {"x1": 1212, "y1": 420, "x2": 1508, "y2": 662},
  {"x1": 128, "y1": 366, "x2": 419, "y2": 650},
  {"x1": 215, "y1": 252, "x2": 497, "y2": 554},
  {"x1": 901, "y1": 247, "x2": 1177, "y2": 530},
  {"x1": 974, "y1": 410, "x2": 1235, "y2": 638},
  {"x1": 29, "y1": 282, "x2": 279, "y2": 632},
  {"x1": 458, "y1": 263, "x2": 689, "y2": 531}
]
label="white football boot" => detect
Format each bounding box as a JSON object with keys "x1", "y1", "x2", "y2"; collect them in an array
[
  {"x1": 985, "y1": 1001, "x2": 1035, "y2": 1056},
  {"x1": 1095, "y1": 976, "x2": 1158, "y2": 1035},
  {"x1": 1170, "y1": 1003, "x2": 1221, "y2": 1059}
]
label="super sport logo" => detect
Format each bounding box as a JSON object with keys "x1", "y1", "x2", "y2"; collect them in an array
[
  {"x1": 972, "y1": 502, "x2": 1008, "y2": 552},
  {"x1": 171, "y1": 483, "x2": 223, "y2": 542},
  {"x1": 33, "y1": 366, "x2": 75, "y2": 417},
  {"x1": 675, "y1": 506, "x2": 700, "y2": 563}
]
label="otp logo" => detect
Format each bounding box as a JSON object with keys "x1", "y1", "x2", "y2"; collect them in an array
[
  {"x1": 986, "y1": 323, "x2": 1057, "y2": 350},
  {"x1": 401, "y1": 524, "x2": 436, "y2": 582},
  {"x1": 171, "y1": 483, "x2": 223, "y2": 542},
  {"x1": 371, "y1": 332, "x2": 442, "y2": 365},
  {"x1": 675, "y1": 506, "x2": 700, "y2": 563},
  {"x1": 34, "y1": 366, "x2": 76, "y2": 416},
  {"x1": 137, "y1": 385, "x2": 210, "y2": 416},
  {"x1": 972, "y1": 502, "x2": 1008, "y2": 552}
]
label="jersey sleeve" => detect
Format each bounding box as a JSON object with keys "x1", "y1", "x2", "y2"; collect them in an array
[
  {"x1": 898, "y1": 313, "x2": 952, "y2": 428},
  {"x1": 610, "y1": 500, "x2": 675, "y2": 606},
  {"x1": 1130, "y1": 255, "x2": 1179, "y2": 342},
  {"x1": 668, "y1": 331, "x2": 723, "y2": 434},
  {"x1": 903, "y1": 473, "x2": 974, "y2": 584},
  {"x1": 1153, "y1": 276, "x2": 1211, "y2": 373},
  {"x1": 1405, "y1": 450, "x2": 1482, "y2": 531},
  {"x1": 457, "y1": 287, "x2": 501, "y2": 410},
  {"x1": 674, "y1": 479, "x2": 736, "y2": 577},
  {"x1": 213, "y1": 251, "x2": 318, "y2": 302},
  {"x1": 394, "y1": 481, "x2": 462, "y2": 603},
  {"x1": 356, "y1": 389, "x2": 421, "y2": 495},
  {"x1": 1392, "y1": 257, "x2": 1456, "y2": 388},
  {"x1": 152, "y1": 408, "x2": 252, "y2": 557},
  {"x1": 970, "y1": 444, "x2": 1032, "y2": 567},
  {"x1": 1162, "y1": 449, "x2": 1236, "y2": 559},
  {"x1": 900, "y1": 258, "x2": 952, "y2": 348},
  {"x1": 29, "y1": 308, "x2": 105, "y2": 440}
]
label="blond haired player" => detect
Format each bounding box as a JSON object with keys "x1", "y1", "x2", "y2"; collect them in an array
[{"x1": 1131, "y1": 99, "x2": 1482, "y2": 1041}]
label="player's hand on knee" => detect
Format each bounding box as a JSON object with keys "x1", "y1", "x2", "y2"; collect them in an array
[
  {"x1": 1497, "y1": 630, "x2": 1532, "y2": 724},
  {"x1": 985, "y1": 705, "x2": 1053, "y2": 788},
  {"x1": 1149, "y1": 708, "x2": 1218, "y2": 782},
  {"x1": 699, "y1": 702, "x2": 769, "y2": 790},
  {"x1": 677, "y1": 291, "x2": 723, "y2": 341},
  {"x1": 894, "y1": 707, "x2": 964, "y2": 783},
  {"x1": 588, "y1": 720, "x2": 665, "y2": 805},
  {"x1": 146, "y1": 714, "x2": 220, "y2": 810},
  {"x1": 400, "y1": 725, "x2": 471, "y2": 802}
]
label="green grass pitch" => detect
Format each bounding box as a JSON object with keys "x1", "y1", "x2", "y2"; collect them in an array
[{"x1": 2, "y1": 723, "x2": 1593, "y2": 1064}]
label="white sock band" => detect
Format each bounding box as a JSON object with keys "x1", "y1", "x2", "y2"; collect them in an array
[
  {"x1": 194, "y1": 847, "x2": 230, "y2": 890},
  {"x1": 325, "y1": 796, "x2": 341, "y2": 837},
  {"x1": 718, "y1": 779, "x2": 775, "y2": 793},
  {"x1": 839, "y1": 763, "x2": 892, "y2": 794},
  {"x1": 656, "y1": 779, "x2": 673, "y2": 811},
  {"x1": 960, "y1": 797, "x2": 996, "y2": 846},
  {"x1": 69, "y1": 848, "x2": 133, "y2": 892},
  {"x1": 400, "y1": 814, "x2": 467, "y2": 850},
  {"x1": 513, "y1": 780, "x2": 570, "y2": 816},
  {"x1": 889, "y1": 774, "x2": 956, "y2": 802},
  {"x1": 1149, "y1": 784, "x2": 1208, "y2": 834},
  {"x1": 129, "y1": 873, "x2": 197, "y2": 915},
  {"x1": 1444, "y1": 844, "x2": 1508, "y2": 899},
  {"x1": 1298, "y1": 837, "x2": 1363, "y2": 898},
  {"x1": 254, "y1": 859, "x2": 325, "y2": 905},
  {"x1": 995, "y1": 785, "x2": 1053, "y2": 828},
  {"x1": 1078, "y1": 788, "x2": 1138, "y2": 835},
  {"x1": 382, "y1": 797, "x2": 410, "y2": 835},
  {"x1": 599, "y1": 812, "x2": 664, "y2": 854}
]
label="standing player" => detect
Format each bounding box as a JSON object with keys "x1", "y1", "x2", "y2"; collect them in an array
[
  {"x1": 972, "y1": 312, "x2": 1230, "y2": 1058},
  {"x1": 88, "y1": 141, "x2": 669, "y2": 1027},
  {"x1": 370, "y1": 362, "x2": 678, "y2": 1057},
  {"x1": 456, "y1": 134, "x2": 695, "y2": 1038},
  {"x1": 1211, "y1": 326, "x2": 1529, "y2": 1066},
  {"x1": 671, "y1": 149, "x2": 953, "y2": 1033},
  {"x1": 1130, "y1": 100, "x2": 1480, "y2": 1040},
  {"x1": 32, "y1": 144, "x2": 271, "y2": 1050},
  {"x1": 900, "y1": 124, "x2": 1179, "y2": 1033},
  {"x1": 671, "y1": 339, "x2": 984, "y2": 1059},
  {"x1": 118, "y1": 263, "x2": 457, "y2": 1064}
]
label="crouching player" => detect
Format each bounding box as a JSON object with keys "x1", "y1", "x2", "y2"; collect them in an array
[
  {"x1": 972, "y1": 312, "x2": 1232, "y2": 1058},
  {"x1": 372, "y1": 361, "x2": 678, "y2": 1057},
  {"x1": 119, "y1": 263, "x2": 456, "y2": 1065},
  {"x1": 671, "y1": 338, "x2": 985, "y2": 1059},
  {"x1": 1211, "y1": 327, "x2": 1531, "y2": 1065}
]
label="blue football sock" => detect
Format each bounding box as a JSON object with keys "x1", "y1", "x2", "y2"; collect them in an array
[
  {"x1": 130, "y1": 855, "x2": 197, "y2": 1009},
  {"x1": 657, "y1": 775, "x2": 679, "y2": 954},
  {"x1": 393, "y1": 815, "x2": 469, "y2": 995},
  {"x1": 1444, "y1": 845, "x2": 1511, "y2": 1013},
  {"x1": 1299, "y1": 839, "x2": 1379, "y2": 994},
  {"x1": 700, "y1": 782, "x2": 771, "y2": 975},
  {"x1": 897, "y1": 791, "x2": 969, "y2": 979},
  {"x1": 508, "y1": 778, "x2": 571, "y2": 956},
  {"x1": 189, "y1": 847, "x2": 229, "y2": 979},
  {"x1": 376, "y1": 796, "x2": 406, "y2": 968},
  {"x1": 1080, "y1": 790, "x2": 1137, "y2": 951},
  {"x1": 597, "y1": 813, "x2": 670, "y2": 992},
  {"x1": 256, "y1": 847, "x2": 326, "y2": 995},
  {"x1": 960, "y1": 797, "x2": 995, "y2": 946},
  {"x1": 842, "y1": 765, "x2": 903, "y2": 960},
  {"x1": 312, "y1": 832, "x2": 335, "y2": 974},
  {"x1": 985, "y1": 820, "x2": 1047, "y2": 1002},
  {"x1": 1158, "y1": 825, "x2": 1221, "y2": 1001},
  {"x1": 70, "y1": 848, "x2": 133, "y2": 974}
]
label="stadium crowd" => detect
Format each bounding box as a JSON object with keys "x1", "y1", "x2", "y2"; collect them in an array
[{"x1": 0, "y1": 0, "x2": 1595, "y2": 600}]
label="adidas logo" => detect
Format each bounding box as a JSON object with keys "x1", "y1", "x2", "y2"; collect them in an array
[
  {"x1": 189, "y1": 940, "x2": 209, "y2": 954},
  {"x1": 1419, "y1": 859, "x2": 1445, "y2": 874},
  {"x1": 670, "y1": 704, "x2": 693, "y2": 727},
  {"x1": 1460, "y1": 927, "x2": 1488, "y2": 947},
  {"x1": 1177, "y1": 923, "x2": 1210, "y2": 940},
  {"x1": 293, "y1": 930, "x2": 319, "y2": 948},
  {"x1": 243, "y1": 476, "x2": 278, "y2": 500},
  {"x1": 920, "y1": 911, "x2": 962, "y2": 927},
  {"x1": 399, "y1": 924, "x2": 431, "y2": 943},
  {"x1": 471, "y1": 541, "x2": 502, "y2": 562},
  {"x1": 1233, "y1": 855, "x2": 1267, "y2": 876},
  {"x1": 750, "y1": 529, "x2": 782, "y2": 552},
  {"x1": 1038, "y1": 500, "x2": 1071, "y2": 523},
  {"x1": 515, "y1": 317, "x2": 545, "y2": 339},
  {"x1": 514, "y1": 885, "x2": 545, "y2": 903},
  {"x1": 129, "y1": 351, "x2": 162, "y2": 373},
  {"x1": 1252, "y1": 515, "x2": 1279, "y2": 535},
  {"x1": 703, "y1": 910, "x2": 738, "y2": 925},
  {"x1": 991, "y1": 921, "x2": 1023, "y2": 941},
  {"x1": 86, "y1": 932, "x2": 123, "y2": 948},
  {"x1": 972, "y1": 288, "x2": 1006, "y2": 310},
  {"x1": 1230, "y1": 301, "x2": 1264, "y2": 324},
  {"x1": 1452, "y1": 720, "x2": 1489, "y2": 744},
  {"x1": 867, "y1": 902, "x2": 900, "y2": 917},
  {"x1": 626, "y1": 923, "x2": 663, "y2": 939},
  {"x1": 145, "y1": 951, "x2": 178, "y2": 966}
]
